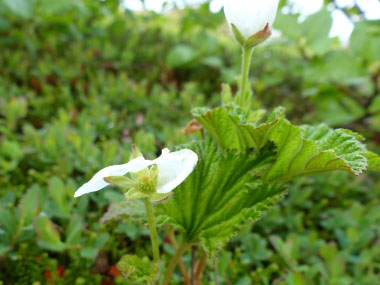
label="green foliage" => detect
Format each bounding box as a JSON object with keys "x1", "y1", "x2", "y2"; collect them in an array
[{"x1": 0, "y1": 0, "x2": 379, "y2": 283}]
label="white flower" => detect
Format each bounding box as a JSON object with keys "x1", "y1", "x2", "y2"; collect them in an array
[
  {"x1": 224, "y1": 0, "x2": 279, "y2": 40},
  {"x1": 74, "y1": 148, "x2": 198, "y2": 198}
]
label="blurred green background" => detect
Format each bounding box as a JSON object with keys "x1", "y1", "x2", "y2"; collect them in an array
[{"x1": 0, "y1": 0, "x2": 379, "y2": 284}]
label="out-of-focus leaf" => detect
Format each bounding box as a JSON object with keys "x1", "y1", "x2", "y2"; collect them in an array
[
  {"x1": 48, "y1": 176, "x2": 71, "y2": 217},
  {"x1": 301, "y1": 9, "x2": 332, "y2": 55},
  {"x1": 166, "y1": 44, "x2": 198, "y2": 68},
  {"x1": 100, "y1": 200, "x2": 146, "y2": 224},
  {"x1": 117, "y1": 254, "x2": 156, "y2": 284},
  {"x1": 0, "y1": 206, "x2": 17, "y2": 236},
  {"x1": 19, "y1": 186, "x2": 41, "y2": 225},
  {"x1": 34, "y1": 216, "x2": 66, "y2": 251},
  {"x1": 2, "y1": 0, "x2": 34, "y2": 19},
  {"x1": 351, "y1": 20, "x2": 380, "y2": 62},
  {"x1": 66, "y1": 214, "x2": 82, "y2": 245}
]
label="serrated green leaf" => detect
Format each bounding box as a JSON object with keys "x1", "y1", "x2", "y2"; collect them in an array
[
  {"x1": 265, "y1": 122, "x2": 367, "y2": 182},
  {"x1": 34, "y1": 216, "x2": 66, "y2": 251},
  {"x1": 194, "y1": 106, "x2": 368, "y2": 183},
  {"x1": 158, "y1": 140, "x2": 285, "y2": 255},
  {"x1": 117, "y1": 254, "x2": 156, "y2": 284},
  {"x1": 193, "y1": 106, "x2": 284, "y2": 151},
  {"x1": 364, "y1": 152, "x2": 380, "y2": 172}
]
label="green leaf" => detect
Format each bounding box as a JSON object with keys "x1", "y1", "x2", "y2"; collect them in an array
[
  {"x1": 166, "y1": 44, "x2": 198, "y2": 68},
  {"x1": 80, "y1": 248, "x2": 99, "y2": 259},
  {"x1": 100, "y1": 200, "x2": 146, "y2": 224},
  {"x1": 34, "y1": 216, "x2": 66, "y2": 251},
  {"x1": 2, "y1": 0, "x2": 34, "y2": 19},
  {"x1": 0, "y1": 206, "x2": 17, "y2": 236},
  {"x1": 158, "y1": 140, "x2": 285, "y2": 255},
  {"x1": 19, "y1": 186, "x2": 41, "y2": 225},
  {"x1": 48, "y1": 176, "x2": 71, "y2": 217},
  {"x1": 302, "y1": 9, "x2": 332, "y2": 55},
  {"x1": 351, "y1": 20, "x2": 380, "y2": 62},
  {"x1": 192, "y1": 106, "x2": 285, "y2": 151},
  {"x1": 117, "y1": 254, "x2": 156, "y2": 284},
  {"x1": 364, "y1": 152, "x2": 380, "y2": 172},
  {"x1": 194, "y1": 106, "x2": 368, "y2": 183},
  {"x1": 265, "y1": 122, "x2": 367, "y2": 182},
  {"x1": 66, "y1": 214, "x2": 83, "y2": 245}
]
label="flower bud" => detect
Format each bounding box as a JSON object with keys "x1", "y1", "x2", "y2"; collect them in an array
[{"x1": 224, "y1": 0, "x2": 279, "y2": 47}]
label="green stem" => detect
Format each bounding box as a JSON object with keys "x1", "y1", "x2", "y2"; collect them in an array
[
  {"x1": 237, "y1": 46, "x2": 254, "y2": 110},
  {"x1": 144, "y1": 198, "x2": 160, "y2": 266},
  {"x1": 162, "y1": 242, "x2": 191, "y2": 285}
]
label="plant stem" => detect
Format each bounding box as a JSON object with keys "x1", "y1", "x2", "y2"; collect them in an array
[
  {"x1": 237, "y1": 46, "x2": 254, "y2": 109},
  {"x1": 191, "y1": 246, "x2": 196, "y2": 285},
  {"x1": 194, "y1": 249, "x2": 207, "y2": 282},
  {"x1": 214, "y1": 256, "x2": 219, "y2": 285},
  {"x1": 164, "y1": 226, "x2": 189, "y2": 284},
  {"x1": 144, "y1": 198, "x2": 160, "y2": 266},
  {"x1": 163, "y1": 242, "x2": 191, "y2": 285}
]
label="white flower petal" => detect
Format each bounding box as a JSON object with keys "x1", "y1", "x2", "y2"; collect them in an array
[
  {"x1": 224, "y1": 0, "x2": 279, "y2": 39},
  {"x1": 74, "y1": 157, "x2": 155, "y2": 198},
  {"x1": 155, "y1": 149, "x2": 198, "y2": 194}
]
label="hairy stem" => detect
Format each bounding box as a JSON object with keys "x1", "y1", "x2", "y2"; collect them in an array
[
  {"x1": 236, "y1": 46, "x2": 254, "y2": 110},
  {"x1": 194, "y1": 249, "x2": 207, "y2": 282},
  {"x1": 165, "y1": 226, "x2": 189, "y2": 284},
  {"x1": 163, "y1": 242, "x2": 191, "y2": 285},
  {"x1": 144, "y1": 198, "x2": 160, "y2": 266}
]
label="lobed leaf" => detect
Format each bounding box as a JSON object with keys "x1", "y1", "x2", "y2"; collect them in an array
[
  {"x1": 158, "y1": 140, "x2": 285, "y2": 255},
  {"x1": 194, "y1": 106, "x2": 369, "y2": 183}
]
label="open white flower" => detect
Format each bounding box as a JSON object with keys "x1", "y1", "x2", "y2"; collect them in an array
[
  {"x1": 224, "y1": 0, "x2": 279, "y2": 40},
  {"x1": 74, "y1": 148, "x2": 198, "y2": 198}
]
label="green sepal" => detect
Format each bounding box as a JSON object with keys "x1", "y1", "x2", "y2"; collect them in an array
[
  {"x1": 117, "y1": 254, "x2": 157, "y2": 284},
  {"x1": 231, "y1": 23, "x2": 246, "y2": 46},
  {"x1": 149, "y1": 192, "x2": 173, "y2": 202},
  {"x1": 125, "y1": 188, "x2": 150, "y2": 201},
  {"x1": 104, "y1": 175, "x2": 136, "y2": 190},
  {"x1": 130, "y1": 144, "x2": 144, "y2": 160}
]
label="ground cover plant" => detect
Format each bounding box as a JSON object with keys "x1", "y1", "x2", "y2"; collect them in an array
[{"x1": 1, "y1": 0, "x2": 380, "y2": 284}]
